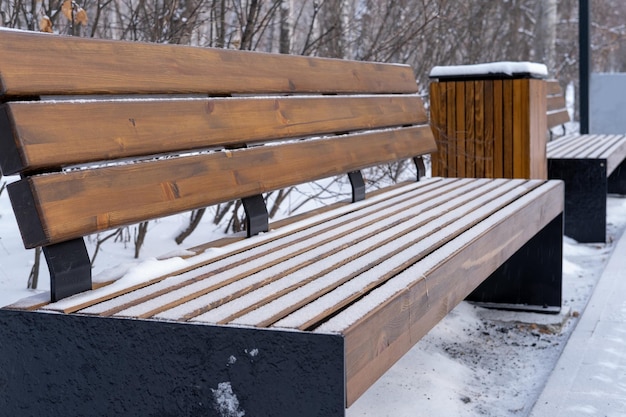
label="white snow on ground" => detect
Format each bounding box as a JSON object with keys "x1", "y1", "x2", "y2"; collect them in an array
[{"x1": 1, "y1": 173, "x2": 624, "y2": 417}]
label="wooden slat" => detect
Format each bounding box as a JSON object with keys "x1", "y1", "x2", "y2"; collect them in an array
[
  {"x1": 529, "y1": 79, "x2": 547, "y2": 179},
  {"x1": 446, "y1": 82, "x2": 457, "y2": 176},
  {"x1": 546, "y1": 80, "x2": 563, "y2": 96},
  {"x1": 463, "y1": 81, "x2": 475, "y2": 177},
  {"x1": 493, "y1": 80, "x2": 504, "y2": 177},
  {"x1": 547, "y1": 95, "x2": 566, "y2": 112},
  {"x1": 0, "y1": 30, "x2": 417, "y2": 97},
  {"x1": 512, "y1": 79, "x2": 530, "y2": 178},
  {"x1": 2, "y1": 95, "x2": 425, "y2": 174},
  {"x1": 340, "y1": 180, "x2": 564, "y2": 405},
  {"x1": 455, "y1": 82, "x2": 466, "y2": 177},
  {"x1": 547, "y1": 110, "x2": 571, "y2": 129},
  {"x1": 484, "y1": 80, "x2": 495, "y2": 178},
  {"x1": 474, "y1": 80, "x2": 485, "y2": 177},
  {"x1": 428, "y1": 82, "x2": 446, "y2": 176},
  {"x1": 503, "y1": 80, "x2": 514, "y2": 178},
  {"x1": 12, "y1": 126, "x2": 437, "y2": 247}
]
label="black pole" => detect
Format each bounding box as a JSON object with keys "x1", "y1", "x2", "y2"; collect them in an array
[{"x1": 579, "y1": 0, "x2": 591, "y2": 134}]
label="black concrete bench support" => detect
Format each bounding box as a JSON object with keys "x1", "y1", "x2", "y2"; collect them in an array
[
  {"x1": 608, "y1": 158, "x2": 626, "y2": 195},
  {"x1": 548, "y1": 158, "x2": 607, "y2": 243},
  {"x1": 467, "y1": 213, "x2": 563, "y2": 312},
  {"x1": 0, "y1": 309, "x2": 345, "y2": 417}
]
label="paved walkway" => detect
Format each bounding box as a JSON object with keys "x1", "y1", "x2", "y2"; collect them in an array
[{"x1": 529, "y1": 230, "x2": 626, "y2": 417}]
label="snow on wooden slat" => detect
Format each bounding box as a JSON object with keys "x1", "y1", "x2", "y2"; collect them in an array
[
  {"x1": 78, "y1": 179, "x2": 470, "y2": 317},
  {"x1": 184, "y1": 179, "x2": 517, "y2": 326},
  {"x1": 51, "y1": 180, "x2": 442, "y2": 314},
  {"x1": 267, "y1": 180, "x2": 539, "y2": 330},
  {"x1": 150, "y1": 179, "x2": 495, "y2": 322},
  {"x1": 314, "y1": 180, "x2": 559, "y2": 334}
]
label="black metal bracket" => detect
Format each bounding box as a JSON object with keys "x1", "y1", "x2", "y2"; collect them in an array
[
  {"x1": 413, "y1": 156, "x2": 426, "y2": 181},
  {"x1": 43, "y1": 238, "x2": 92, "y2": 302},
  {"x1": 348, "y1": 170, "x2": 365, "y2": 202},
  {"x1": 242, "y1": 194, "x2": 269, "y2": 237}
]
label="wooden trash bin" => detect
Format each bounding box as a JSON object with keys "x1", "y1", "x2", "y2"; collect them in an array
[{"x1": 429, "y1": 62, "x2": 548, "y2": 179}]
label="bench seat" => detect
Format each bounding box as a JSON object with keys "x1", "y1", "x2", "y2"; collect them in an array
[{"x1": 546, "y1": 80, "x2": 626, "y2": 242}]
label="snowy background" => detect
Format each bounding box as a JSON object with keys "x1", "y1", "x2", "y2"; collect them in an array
[{"x1": 1, "y1": 162, "x2": 623, "y2": 416}]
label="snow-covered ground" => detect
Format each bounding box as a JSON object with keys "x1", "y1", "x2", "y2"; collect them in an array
[{"x1": 1, "y1": 174, "x2": 624, "y2": 417}]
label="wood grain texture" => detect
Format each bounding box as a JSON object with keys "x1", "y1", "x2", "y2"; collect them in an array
[
  {"x1": 428, "y1": 82, "x2": 446, "y2": 176},
  {"x1": 455, "y1": 81, "x2": 466, "y2": 177},
  {"x1": 343, "y1": 180, "x2": 563, "y2": 405},
  {"x1": 0, "y1": 30, "x2": 417, "y2": 96},
  {"x1": 4, "y1": 95, "x2": 425, "y2": 173},
  {"x1": 445, "y1": 82, "x2": 456, "y2": 176},
  {"x1": 493, "y1": 80, "x2": 504, "y2": 177},
  {"x1": 529, "y1": 79, "x2": 547, "y2": 179},
  {"x1": 20, "y1": 126, "x2": 436, "y2": 247},
  {"x1": 484, "y1": 81, "x2": 495, "y2": 178}
]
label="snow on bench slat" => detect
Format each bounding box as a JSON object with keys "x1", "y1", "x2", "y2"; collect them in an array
[
  {"x1": 201, "y1": 179, "x2": 520, "y2": 327},
  {"x1": 48, "y1": 180, "x2": 438, "y2": 314},
  {"x1": 429, "y1": 61, "x2": 547, "y2": 79},
  {"x1": 79, "y1": 179, "x2": 464, "y2": 317},
  {"x1": 140, "y1": 180, "x2": 484, "y2": 321},
  {"x1": 175, "y1": 179, "x2": 504, "y2": 324},
  {"x1": 314, "y1": 180, "x2": 558, "y2": 334},
  {"x1": 266, "y1": 179, "x2": 535, "y2": 330}
]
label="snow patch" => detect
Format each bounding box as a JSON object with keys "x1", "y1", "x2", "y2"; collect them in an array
[
  {"x1": 211, "y1": 382, "x2": 245, "y2": 417},
  {"x1": 430, "y1": 61, "x2": 548, "y2": 79}
]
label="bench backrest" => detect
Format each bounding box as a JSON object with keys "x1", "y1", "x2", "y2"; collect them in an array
[
  {"x1": 0, "y1": 30, "x2": 435, "y2": 251},
  {"x1": 546, "y1": 79, "x2": 570, "y2": 131}
]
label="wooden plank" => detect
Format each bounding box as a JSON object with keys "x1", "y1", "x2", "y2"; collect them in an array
[
  {"x1": 512, "y1": 79, "x2": 530, "y2": 178},
  {"x1": 484, "y1": 80, "x2": 495, "y2": 178},
  {"x1": 474, "y1": 80, "x2": 485, "y2": 177},
  {"x1": 529, "y1": 79, "x2": 547, "y2": 179},
  {"x1": 493, "y1": 80, "x2": 504, "y2": 177},
  {"x1": 3, "y1": 95, "x2": 425, "y2": 174},
  {"x1": 111, "y1": 182, "x2": 460, "y2": 320},
  {"x1": 446, "y1": 82, "x2": 457, "y2": 177},
  {"x1": 464, "y1": 81, "x2": 475, "y2": 177},
  {"x1": 455, "y1": 82, "x2": 466, "y2": 177},
  {"x1": 15, "y1": 126, "x2": 437, "y2": 248},
  {"x1": 254, "y1": 179, "x2": 519, "y2": 330},
  {"x1": 546, "y1": 80, "x2": 563, "y2": 96},
  {"x1": 341, "y1": 180, "x2": 563, "y2": 405},
  {"x1": 604, "y1": 135, "x2": 626, "y2": 175},
  {"x1": 547, "y1": 110, "x2": 571, "y2": 129},
  {"x1": 547, "y1": 95, "x2": 567, "y2": 112},
  {"x1": 503, "y1": 80, "x2": 514, "y2": 178},
  {"x1": 0, "y1": 30, "x2": 418, "y2": 96},
  {"x1": 429, "y1": 82, "x2": 446, "y2": 176}
]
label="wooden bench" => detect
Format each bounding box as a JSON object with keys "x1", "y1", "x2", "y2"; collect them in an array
[
  {"x1": 0, "y1": 30, "x2": 564, "y2": 417},
  {"x1": 546, "y1": 79, "x2": 626, "y2": 242}
]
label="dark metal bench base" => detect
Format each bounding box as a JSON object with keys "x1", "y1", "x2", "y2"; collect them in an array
[
  {"x1": 548, "y1": 158, "x2": 611, "y2": 243},
  {"x1": 467, "y1": 213, "x2": 563, "y2": 312},
  {"x1": 0, "y1": 310, "x2": 344, "y2": 417}
]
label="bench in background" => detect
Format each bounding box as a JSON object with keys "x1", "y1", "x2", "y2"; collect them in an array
[
  {"x1": 0, "y1": 31, "x2": 563, "y2": 417},
  {"x1": 546, "y1": 79, "x2": 626, "y2": 242}
]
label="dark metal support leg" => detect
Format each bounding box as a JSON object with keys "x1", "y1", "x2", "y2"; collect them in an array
[
  {"x1": 242, "y1": 194, "x2": 269, "y2": 237},
  {"x1": 548, "y1": 158, "x2": 607, "y2": 243},
  {"x1": 43, "y1": 238, "x2": 92, "y2": 302},
  {"x1": 413, "y1": 156, "x2": 426, "y2": 180},
  {"x1": 348, "y1": 170, "x2": 365, "y2": 202},
  {"x1": 466, "y1": 213, "x2": 563, "y2": 313},
  {"x1": 0, "y1": 310, "x2": 345, "y2": 417},
  {"x1": 608, "y1": 158, "x2": 626, "y2": 195}
]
